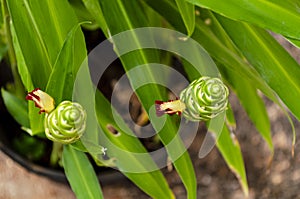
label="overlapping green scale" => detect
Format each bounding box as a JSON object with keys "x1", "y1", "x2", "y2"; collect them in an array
[
  {"x1": 180, "y1": 76, "x2": 229, "y2": 121},
  {"x1": 45, "y1": 101, "x2": 86, "y2": 144}
]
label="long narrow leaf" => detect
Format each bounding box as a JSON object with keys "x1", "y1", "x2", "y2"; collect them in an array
[
  {"x1": 1, "y1": 88, "x2": 29, "y2": 128},
  {"x1": 185, "y1": 0, "x2": 300, "y2": 40},
  {"x1": 9, "y1": 25, "x2": 33, "y2": 91},
  {"x1": 68, "y1": 0, "x2": 99, "y2": 30},
  {"x1": 46, "y1": 23, "x2": 86, "y2": 103},
  {"x1": 229, "y1": 74, "x2": 273, "y2": 150},
  {"x1": 6, "y1": 0, "x2": 79, "y2": 88},
  {"x1": 175, "y1": 0, "x2": 195, "y2": 36},
  {"x1": 10, "y1": 24, "x2": 43, "y2": 134},
  {"x1": 81, "y1": 0, "x2": 109, "y2": 37},
  {"x1": 6, "y1": 0, "x2": 51, "y2": 88},
  {"x1": 216, "y1": 15, "x2": 300, "y2": 121},
  {"x1": 216, "y1": 125, "x2": 248, "y2": 196},
  {"x1": 62, "y1": 145, "x2": 104, "y2": 199}
]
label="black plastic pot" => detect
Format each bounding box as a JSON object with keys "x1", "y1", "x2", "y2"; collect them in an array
[{"x1": 0, "y1": 62, "x2": 124, "y2": 185}]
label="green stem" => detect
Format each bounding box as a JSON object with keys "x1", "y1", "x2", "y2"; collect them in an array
[{"x1": 50, "y1": 142, "x2": 63, "y2": 167}]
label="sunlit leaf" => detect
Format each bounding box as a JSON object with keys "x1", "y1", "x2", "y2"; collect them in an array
[
  {"x1": 229, "y1": 74, "x2": 273, "y2": 151},
  {"x1": 46, "y1": 23, "x2": 87, "y2": 103},
  {"x1": 10, "y1": 24, "x2": 43, "y2": 134},
  {"x1": 216, "y1": 15, "x2": 300, "y2": 121},
  {"x1": 62, "y1": 145, "x2": 104, "y2": 199},
  {"x1": 175, "y1": 0, "x2": 195, "y2": 36},
  {"x1": 216, "y1": 125, "x2": 248, "y2": 196},
  {"x1": 69, "y1": 0, "x2": 99, "y2": 30},
  {"x1": 185, "y1": 0, "x2": 300, "y2": 40},
  {"x1": 81, "y1": 0, "x2": 109, "y2": 36}
]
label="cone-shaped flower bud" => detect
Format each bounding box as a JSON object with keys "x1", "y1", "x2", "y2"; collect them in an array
[
  {"x1": 45, "y1": 101, "x2": 86, "y2": 144},
  {"x1": 179, "y1": 76, "x2": 229, "y2": 121}
]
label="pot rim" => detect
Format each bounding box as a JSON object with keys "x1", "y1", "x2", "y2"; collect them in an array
[{"x1": 0, "y1": 137, "x2": 125, "y2": 185}]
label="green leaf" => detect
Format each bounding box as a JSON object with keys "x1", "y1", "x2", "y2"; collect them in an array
[
  {"x1": 9, "y1": 24, "x2": 34, "y2": 91},
  {"x1": 143, "y1": 0, "x2": 186, "y2": 33},
  {"x1": 175, "y1": 0, "x2": 195, "y2": 36},
  {"x1": 225, "y1": 104, "x2": 236, "y2": 130},
  {"x1": 216, "y1": 15, "x2": 300, "y2": 121},
  {"x1": 100, "y1": 0, "x2": 197, "y2": 198},
  {"x1": 46, "y1": 23, "x2": 87, "y2": 103},
  {"x1": 185, "y1": 0, "x2": 300, "y2": 40},
  {"x1": 229, "y1": 74, "x2": 273, "y2": 151},
  {"x1": 6, "y1": 0, "x2": 50, "y2": 89},
  {"x1": 81, "y1": 0, "x2": 109, "y2": 37},
  {"x1": 62, "y1": 145, "x2": 104, "y2": 199},
  {"x1": 13, "y1": 133, "x2": 46, "y2": 161},
  {"x1": 198, "y1": 111, "x2": 226, "y2": 158},
  {"x1": 10, "y1": 24, "x2": 43, "y2": 135},
  {"x1": 1, "y1": 88, "x2": 29, "y2": 128},
  {"x1": 6, "y1": 0, "x2": 78, "y2": 88},
  {"x1": 1, "y1": 0, "x2": 24, "y2": 99},
  {"x1": 68, "y1": 0, "x2": 99, "y2": 30},
  {"x1": 0, "y1": 40, "x2": 7, "y2": 61},
  {"x1": 216, "y1": 125, "x2": 248, "y2": 197}
]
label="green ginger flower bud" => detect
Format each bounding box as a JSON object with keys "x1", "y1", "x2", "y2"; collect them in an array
[
  {"x1": 179, "y1": 76, "x2": 229, "y2": 121},
  {"x1": 45, "y1": 101, "x2": 86, "y2": 144}
]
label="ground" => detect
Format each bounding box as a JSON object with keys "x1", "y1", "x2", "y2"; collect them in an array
[{"x1": 0, "y1": 35, "x2": 300, "y2": 199}]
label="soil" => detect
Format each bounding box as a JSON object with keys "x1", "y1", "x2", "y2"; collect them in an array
[{"x1": 0, "y1": 35, "x2": 300, "y2": 199}]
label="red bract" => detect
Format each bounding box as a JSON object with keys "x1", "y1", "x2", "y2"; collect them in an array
[
  {"x1": 26, "y1": 88, "x2": 55, "y2": 114},
  {"x1": 155, "y1": 99, "x2": 186, "y2": 117}
]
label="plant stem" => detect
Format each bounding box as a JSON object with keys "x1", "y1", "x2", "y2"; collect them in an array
[{"x1": 50, "y1": 142, "x2": 63, "y2": 167}]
